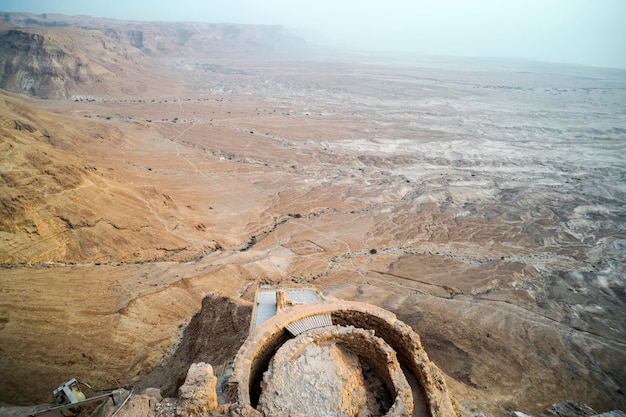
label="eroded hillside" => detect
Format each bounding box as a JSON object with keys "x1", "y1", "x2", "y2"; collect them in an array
[
  {"x1": 0, "y1": 12, "x2": 316, "y2": 99},
  {"x1": 0, "y1": 91, "x2": 224, "y2": 264}
]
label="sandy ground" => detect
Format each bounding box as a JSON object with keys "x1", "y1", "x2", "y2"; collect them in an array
[{"x1": 1, "y1": 56, "x2": 625, "y2": 416}]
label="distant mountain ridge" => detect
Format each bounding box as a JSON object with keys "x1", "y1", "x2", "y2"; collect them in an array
[
  {"x1": 0, "y1": 25, "x2": 152, "y2": 98},
  {"x1": 0, "y1": 12, "x2": 315, "y2": 98}
]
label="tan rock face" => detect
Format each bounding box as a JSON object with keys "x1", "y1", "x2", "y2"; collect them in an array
[
  {"x1": 177, "y1": 363, "x2": 218, "y2": 417},
  {"x1": 0, "y1": 26, "x2": 155, "y2": 99}
]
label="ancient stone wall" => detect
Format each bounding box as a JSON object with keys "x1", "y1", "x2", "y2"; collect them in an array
[
  {"x1": 228, "y1": 301, "x2": 461, "y2": 417},
  {"x1": 257, "y1": 325, "x2": 413, "y2": 416}
]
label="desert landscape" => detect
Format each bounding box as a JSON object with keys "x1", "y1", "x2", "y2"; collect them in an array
[{"x1": 0, "y1": 12, "x2": 625, "y2": 417}]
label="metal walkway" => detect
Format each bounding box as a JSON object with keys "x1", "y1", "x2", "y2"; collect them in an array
[
  {"x1": 251, "y1": 287, "x2": 326, "y2": 330},
  {"x1": 285, "y1": 314, "x2": 333, "y2": 336}
]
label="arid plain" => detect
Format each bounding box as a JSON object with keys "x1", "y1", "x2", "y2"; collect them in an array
[{"x1": 0, "y1": 15, "x2": 625, "y2": 417}]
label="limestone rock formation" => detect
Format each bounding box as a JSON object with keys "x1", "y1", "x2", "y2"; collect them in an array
[
  {"x1": 176, "y1": 363, "x2": 218, "y2": 417},
  {"x1": 0, "y1": 12, "x2": 316, "y2": 99},
  {"x1": 0, "y1": 26, "x2": 150, "y2": 99},
  {"x1": 511, "y1": 401, "x2": 626, "y2": 417},
  {"x1": 540, "y1": 401, "x2": 597, "y2": 417},
  {"x1": 139, "y1": 295, "x2": 252, "y2": 399}
]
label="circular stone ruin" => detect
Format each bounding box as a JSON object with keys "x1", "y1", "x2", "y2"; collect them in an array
[
  {"x1": 257, "y1": 325, "x2": 413, "y2": 416},
  {"x1": 228, "y1": 300, "x2": 461, "y2": 417}
]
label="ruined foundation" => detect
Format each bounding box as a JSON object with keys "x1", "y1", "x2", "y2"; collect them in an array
[{"x1": 228, "y1": 300, "x2": 461, "y2": 417}]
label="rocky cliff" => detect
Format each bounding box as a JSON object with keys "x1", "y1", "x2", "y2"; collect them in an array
[
  {"x1": 0, "y1": 12, "x2": 313, "y2": 98},
  {"x1": 0, "y1": 25, "x2": 152, "y2": 99}
]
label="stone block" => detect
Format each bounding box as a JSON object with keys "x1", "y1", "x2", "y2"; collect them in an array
[{"x1": 177, "y1": 362, "x2": 218, "y2": 417}]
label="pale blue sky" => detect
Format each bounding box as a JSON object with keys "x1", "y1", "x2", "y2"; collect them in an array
[{"x1": 2, "y1": 0, "x2": 625, "y2": 69}]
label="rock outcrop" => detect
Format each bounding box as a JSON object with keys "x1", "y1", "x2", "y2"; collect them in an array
[
  {"x1": 176, "y1": 363, "x2": 218, "y2": 417},
  {"x1": 512, "y1": 401, "x2": 626, "y2": 417},
  {"x1": 540, "y1": 401, "x2": 597, "y2": 417},
  {"x1": 0, "y1": 12, "x2": 316, "y2": 99},
  {"x1": 138, "y1": 295, "x2": 252, "y2": 399},
  {"x1": 0, "y1": 26, "x2": 149, "y2": 99}
]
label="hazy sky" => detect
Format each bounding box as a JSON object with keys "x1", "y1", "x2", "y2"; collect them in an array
[{"x1": 2, "y1": 0, "x2": 626, "y2": 69}]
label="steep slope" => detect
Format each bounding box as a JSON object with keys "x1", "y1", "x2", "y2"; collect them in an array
[
  {"x1": 0, "y1": 90, "x2": 217, "y2": 264},
  {"x1": 1, "y1": 12, "x2": 311, "y2": 55},
  {"x1": 0, "y1": 12, "x2": 316, "y2": 99},
  {"x1": 0, "y1": 25, "x2": 158, "y2": 99}
]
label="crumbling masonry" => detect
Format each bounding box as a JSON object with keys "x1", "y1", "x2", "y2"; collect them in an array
[{"x1": 226, "y1": 297, "x2": 461, "y2": 417}]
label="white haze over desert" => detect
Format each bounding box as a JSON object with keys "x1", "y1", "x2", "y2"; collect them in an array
[{"x1": 4, "y1": 0, "x2": 626, "y2": 68}]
